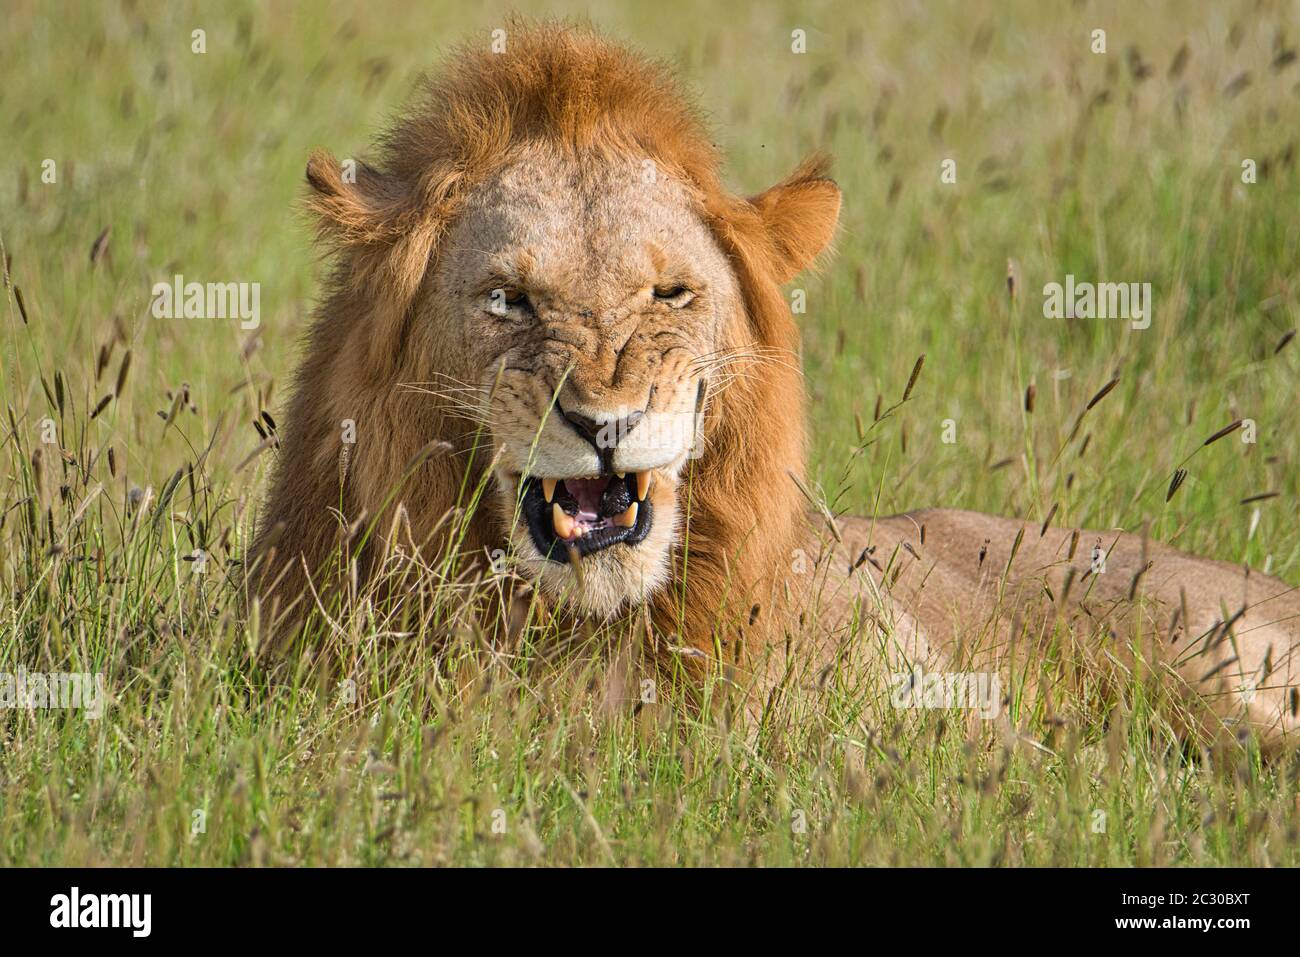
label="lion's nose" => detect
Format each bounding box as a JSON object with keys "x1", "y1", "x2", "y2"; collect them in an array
[{"x1": 561, "y1": 406, "x2": 645, "y2": 460}]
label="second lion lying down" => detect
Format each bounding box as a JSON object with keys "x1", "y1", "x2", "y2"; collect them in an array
[{"x1": 251, "y1": 24, "x2": 1299, "y2": 748}]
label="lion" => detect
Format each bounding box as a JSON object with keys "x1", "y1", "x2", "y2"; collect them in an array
[{"x1": 252, "y1": 22, "x2": 1299, "y2": 749}]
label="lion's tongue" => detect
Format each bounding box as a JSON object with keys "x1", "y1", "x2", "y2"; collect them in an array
[{"x1": 564, "y1": 477, "x2": 607, "y2": 524}]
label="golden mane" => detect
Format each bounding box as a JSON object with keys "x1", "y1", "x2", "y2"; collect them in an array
[{"x1": 252, "y1": 21, "x2": 837, "y2": 671}]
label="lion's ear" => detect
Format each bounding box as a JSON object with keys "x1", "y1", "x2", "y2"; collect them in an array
[
  {"x1": 302, "y1": 150, "x2": 443, "y2": 373},
  {"x1": 749, "y1": 154, "x2": 841, "y2": 284},
  {"x1": 304, "y1": 150, "x2": 412, "y2": 246}
]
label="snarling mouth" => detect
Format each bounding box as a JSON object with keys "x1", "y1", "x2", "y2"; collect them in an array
[{"x1": 518, "y1": 471, "x2": 654, "y2": 562}]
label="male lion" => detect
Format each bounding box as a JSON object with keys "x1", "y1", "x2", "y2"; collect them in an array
[{"x1": 253, "y1": 23, "x2": 1298, "y2": 748}]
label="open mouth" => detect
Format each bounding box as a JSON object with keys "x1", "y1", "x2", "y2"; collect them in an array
[{"x1": 517, "y1": 471, "x2": 654, "y2": 562}]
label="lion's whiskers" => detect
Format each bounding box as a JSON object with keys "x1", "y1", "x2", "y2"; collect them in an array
[
  {"x1": 399, "y1": 379, "x2": 492, "y2": 426},
  {"x1": 691, "y1": 346, "x2": 799, "y2": 401}
]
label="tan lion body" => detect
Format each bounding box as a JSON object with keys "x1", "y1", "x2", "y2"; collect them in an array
[
  {"x1": 815, "y1": 512, "x2": 1300, "y2": 744},
  {"x1": 253, "y1": 24, "x2": 1298, "y2": 748}
]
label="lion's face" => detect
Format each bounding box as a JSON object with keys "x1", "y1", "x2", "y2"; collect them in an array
[
  {"x1": 428, "y1": 144, "x2": 744, "y2": 616},
  {"x1": 260, "y1": 26, "x2": 842, "y2": 635}
]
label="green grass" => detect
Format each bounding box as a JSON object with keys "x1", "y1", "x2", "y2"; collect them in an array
[{"x1": 2, "y1": 0, "x2": 1299, "y2": 865}]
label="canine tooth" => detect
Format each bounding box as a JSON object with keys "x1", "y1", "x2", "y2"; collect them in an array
[
  {"x1": 552, "y1": 503, "x2": 574, "y2": 539},
  {"x1": 613, "y1": 501, "x2": 638, "y2": 528},
  {"x1": 616, "y1": 471, "x2": 626, "y2": 479},
  {"x1": 635, "y1": 470, "x2": 651, "y2": 501},
  {"x1": 542, "y1": 477, "x2": 557, "y2": 503}
]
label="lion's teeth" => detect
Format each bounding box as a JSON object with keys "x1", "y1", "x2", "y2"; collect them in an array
[
  {"x1": 542, "y1": 477, "x2": 557, "y2": 503},
  {"x1": 613, "y1": 501, "x2": 638, "y2": 528},
  {"x1": 552, "y1": 503, "x2": 574, "y2": 539},
  {"x1": 635, "y1": 470, "x2": 651, "y2": 501},
  {"x1": 616, "y1": 471, "x2": 626, "y2": 479}
]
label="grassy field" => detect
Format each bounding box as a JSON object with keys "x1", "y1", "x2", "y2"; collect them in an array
[{"x1": 2, "y1": 0, "x2": 1299, "y2": 866}]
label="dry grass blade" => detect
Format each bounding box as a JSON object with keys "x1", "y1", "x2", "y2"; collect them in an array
[
  {"x1": 1203, "y1": 420, "x2": 1242, "y2": 446},
  {"x1": 1039, "y1": 502, "x2": 1058, "y2": 537},
  {"x1": 1166, "y1": 468, "x2": 1188, "y2": 502},
  {"x1": 788, "y1": 469, "x2": 841, "y2": 543},
  {"x1": 1239, "y1": 491, "x2": 1278, "y2": 505},
  {"x1": 1086, "y1": 376, "x2": 1121, "y2": 411},
  {"x1": 14, "y1": 285, "x2": 29, "y2": 324},
  {"x1": 902, "y1": 353, "x2": 925, "y2": 401},
  {"x1": 237, "y1": 437, "x2": 276, "y2": 473},
  {"x1": 1168, "y1": 41, "x2": 1189, "y2": 78},
  {"x1": 1223, "y1": 71, "x2": 1251, "y2": 98},
  {"x1": 89, "y1": 225, "x2": 111, "y2": 264},
  {"x1": 114, "y1": 350, "x2": 132, "y2": 397}
]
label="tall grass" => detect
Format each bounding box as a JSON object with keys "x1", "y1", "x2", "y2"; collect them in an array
[{"x1": 1, "y1": 0, "x2": 1298, "y2": 865}]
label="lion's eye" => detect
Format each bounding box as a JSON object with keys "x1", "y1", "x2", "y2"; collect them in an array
[
  {"x1": 652, "y1": 285, "x2": 694, "y2": 308},
  {"x1": 488, "y1": 287, "x2": 532, "y2": 316}
]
